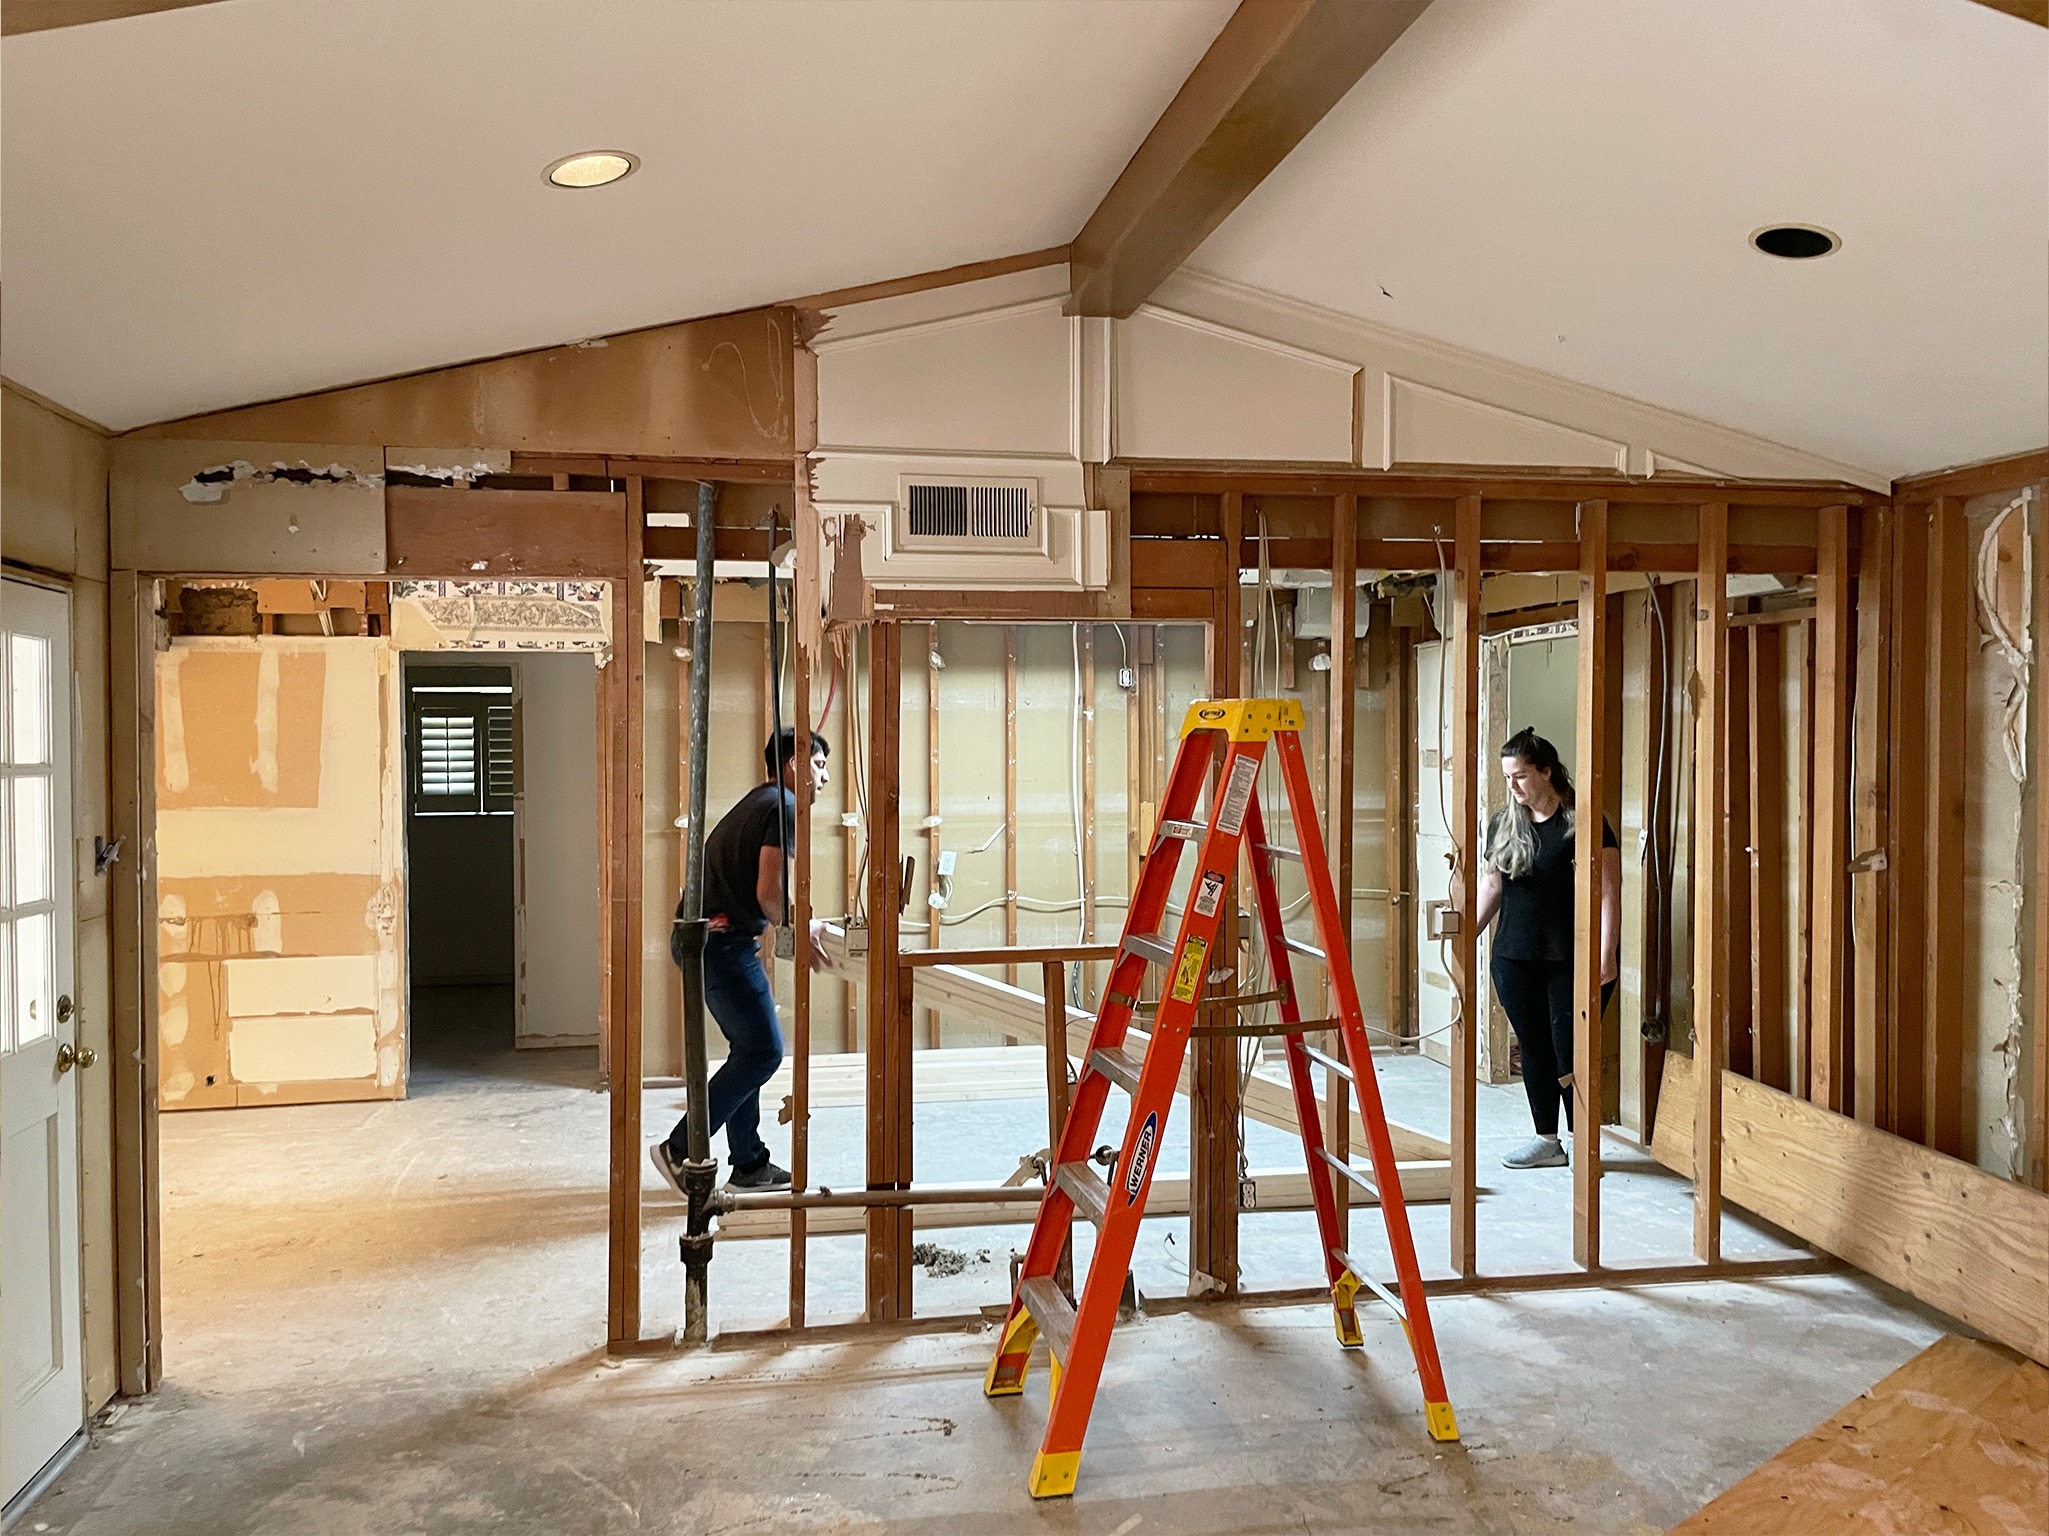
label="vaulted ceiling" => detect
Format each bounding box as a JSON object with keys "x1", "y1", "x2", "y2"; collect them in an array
[
  {"x1": 1, "y1": 0, "x2": 1233, "y2": 429},
  {"x1": 3, "y1": 0, "x2": 2043, "y2": 479},
  {"x1": 1193, "y1": 0, "x2": 2049, "y2": 480}
]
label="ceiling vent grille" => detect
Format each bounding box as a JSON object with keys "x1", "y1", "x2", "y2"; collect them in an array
[{"x1": 904, "y1": 481, "x2": 1036, "y2": 542}]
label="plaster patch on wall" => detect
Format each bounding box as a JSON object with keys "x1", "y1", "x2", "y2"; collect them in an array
[
  {"x1": 1978, "y1": 491, "x2": 2034, "y2": 783},
  {"x1": 159, "y1": 650, "x2": 191, "y2": 793},
  {"x1": 228, "y1": 1013, "x2": 377, "y2": 1082},
  {"x1": 252, "y1": 889, "x2": 283, "y2": 953},
  {"x1": 179, "y1": 459, "x2": 384, "y2": 504},
  {"x1": 253, "y1": 647, "x2": 281, "y2": 793}
]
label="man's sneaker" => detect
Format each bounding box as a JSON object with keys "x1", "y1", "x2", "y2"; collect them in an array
[
  {"x1": 1501, "y1": 1135, "x2": 1568, "y2": 1169},
  {"x1": 727, "y1": 1159, "x2": 793, "y2": 1191},
  {"x1": 649, "y1": 1141, "x2": 688, "y2": 1198}
]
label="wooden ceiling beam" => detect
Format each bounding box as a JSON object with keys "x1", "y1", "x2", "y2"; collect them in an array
[
  {"x1": 4, "y1": 1, "x2": 228, "y2": 36},
  {"x1": 1965, "y1": 0, "x2": 2046, "y2": 29},
  {"x1": 1067, "y1": 0, "x2": 1432, "y2": 318}
]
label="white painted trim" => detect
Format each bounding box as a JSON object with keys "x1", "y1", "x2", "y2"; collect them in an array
[
  {"x1": 1385, "y1": 373, "x2": 1630, "y2": 474},
  {"x1": 1171, "y1": 267, "x2": 1887, "y2": 489},
  {"x1": 808, "y1": 294, "x2": 1067, "y2": 356},
  {"x1": 1133, "y1": 303, "x2": 1363, "y2": 379}
]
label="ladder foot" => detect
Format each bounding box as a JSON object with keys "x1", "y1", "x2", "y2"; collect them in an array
[
  {"x1": 984, "y1": 1309, "x2": 1038, "y2": 1398},
  {"x1": 1028, "y1": 1450, "x2": 1083, "y2": 1499},
  {"x1": 1330, "y1": 1270, "x2": 1365, "y2": 1350},
  {"x1": 1425, "y1": 1401, "x2": 1461, "y2": 1442}
]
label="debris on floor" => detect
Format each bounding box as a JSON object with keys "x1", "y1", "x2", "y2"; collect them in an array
[{"x1": 912, "y1": 1242, "x2": 992, "y2": 1277}]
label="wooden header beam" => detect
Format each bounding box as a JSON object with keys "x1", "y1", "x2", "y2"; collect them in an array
[{"x1": 1068, "y1": 0, "x2": 1432, "y2": 317}]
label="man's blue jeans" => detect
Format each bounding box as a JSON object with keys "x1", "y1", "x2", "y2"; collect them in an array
[{"x1": 666, "y1": 929, "x2": 783, "y2": 1173}]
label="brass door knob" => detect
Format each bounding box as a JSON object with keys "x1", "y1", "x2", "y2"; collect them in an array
[{"x1": 55, "y1": 1042, "x2": 96, "y2": 1072}]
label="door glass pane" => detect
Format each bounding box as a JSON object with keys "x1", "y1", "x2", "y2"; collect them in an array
[
  {"x1": 10, "y1": 634, "x2": 51, "y2": 765},
  {"x1": 0, "y1": 777, "x2": 11, "y2": 909},
  {"x1": 13, "y1": 909, "x2": 51, "y2": 1048},
  {"x1": 12, "y1": 775, "x2": 51, "y2": 907},
  {"x1": 1, "y1": 922, "x2": 12, "y2": 1053}
]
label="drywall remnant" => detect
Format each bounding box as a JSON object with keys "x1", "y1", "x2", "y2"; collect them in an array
[
  {"x1": 1977, "y1": 488, "x2": 2036, "y2": 1179},
  {"x1": 180, "y1": 459, "x2": 384, "y2": 504},
  {"x1": 384, "y1": 448, "x2": 511, "y2": 485}
]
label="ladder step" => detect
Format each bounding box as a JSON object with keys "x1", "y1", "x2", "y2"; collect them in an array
[
  {"x1": 1123, "y1": 932, "x2": 1176, "y2": 967},
  {"x1": 1255, "y1": 842, "x2": 1303, "y2": 863},
  {"x1": 1303, "y1": 1043, "x2": 1353, "y2": 1081},
  {"x1": 1331, "y1": 1250, "x2": 1407, "y2": 1323},
  {"x1": 1317, "y1": 1147, "x2": 1376, "y2": 1196},
  {"x1": 1280, "y1": 935, "x2": 1325, "y2": 962},
  {"x1": 1087, "y1": 1041, "x2": 1147, "y2": 1094},
  {"x1": 1054, "y1": 1162, "x2": 1110, "y2": 1226},
  {"x1": 1191, "y1": 1017, "x2": 1336, "y2": 1038},
  {"x1": 1018, "y1": 1275, "x2": 1076, "y2": 1364},
  {"x1": 1157, "y1": 818, "x2": 1205, "y2": 842}
]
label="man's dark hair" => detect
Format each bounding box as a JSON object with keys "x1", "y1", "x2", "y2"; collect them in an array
[{"x1": 766, "y1": 728, "x2": 830, "y2": 778}]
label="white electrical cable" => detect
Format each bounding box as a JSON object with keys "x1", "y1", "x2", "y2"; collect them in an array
[{"x1": 1071, "y1": 625, "x2": 1088, "y2": 944}]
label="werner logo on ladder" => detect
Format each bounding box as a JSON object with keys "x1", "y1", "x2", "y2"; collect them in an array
[{"x1": 984, "y1": 697, "x2": 1459, "y2": 1498}]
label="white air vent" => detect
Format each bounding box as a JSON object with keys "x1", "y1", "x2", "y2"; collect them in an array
[
  {"x1": 904, "y1": 481, "x2": 1036, "y2": 543},
  {"x1": 897, "y1": 478, "x2": 1043, "y2": 554}
]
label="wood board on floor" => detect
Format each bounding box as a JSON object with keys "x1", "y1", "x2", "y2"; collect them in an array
[
  {"x1": 1668, "y1": 1334, "x2": 2047, "y2": 1534},
  {"x1": 1652, "y1": 1051, "x2": 2049, "y2": 1366}
]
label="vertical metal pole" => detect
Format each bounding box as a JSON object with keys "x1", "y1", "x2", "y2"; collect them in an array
[{"x1": 679, "y1": 480, "x2": 719, "y2": 1343}]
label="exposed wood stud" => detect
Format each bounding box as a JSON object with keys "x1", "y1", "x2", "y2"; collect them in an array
[
  {"x1": 1692, "y1": 502, "x2": 1730, "y2": 1263},
  {"x1": 1748, "y1": 622, "x2": 1788, "y2": 1091},
  {"x1": 1809, "y1": 507, "x2": 1853, "y2": 1112},
  {"x1": 605, "y1": 478, "x2": 647, "y2": 1348},
  {"x1": 1723, "y1": 622, "x2": 1754, "y2": 1080},
  {"x1": 789, "y1": 368, "x2": 817, "y2": 1326},
  {"x1": 1886, "y1": 505, "x2": 1930, "y2": 1140},
  {"x1": 1326, "y1": 494, "x2": 1358, "y2": 1250},
  {"x1": 1193, "y1": 490, "x2": 1246, "y2": 1295},
  {"x1": 1449, "y1": 493, "x2": 1482, "y2": 1278},
  {"x1": 1851, "y1": 505, "x2": 1893, "y2": 1125},
  {"x1": 1924, "y1": 495, "x2": 1968, "y2": 1156},
  {"x1": 1572, "y1": 500, "x2": 1609, "y2": 1269},
  {"x1": 864, "y1": 624, "x2": 911, "y2": 1321},
  {"x1": 1004, "y1": 625, "x2": 1019, "y2": 988},
  {"x1": 926, "y1": 622, "x2": 943, "y2": 1048}
]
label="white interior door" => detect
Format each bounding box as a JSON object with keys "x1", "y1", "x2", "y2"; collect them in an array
[{"x1": 1, "y1": 579, "x2": 83, "y2": 1507}]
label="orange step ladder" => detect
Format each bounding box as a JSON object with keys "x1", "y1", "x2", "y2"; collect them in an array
[{"x1": 984, "y1": 697, "x2": 1458, "y2": 1498}]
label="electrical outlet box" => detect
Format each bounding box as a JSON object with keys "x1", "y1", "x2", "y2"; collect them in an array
[
  {"x1": 1117, "y1": 666, "x2": 1136, "y2": 691},
  {"x1": 774, "y1": 926, "x2": 795, "y2": 960},
  {"x1": 845, "y1": 922, "x2": 868, "y2": 957},
  {"x1": 1238, "y1": 1175, "x2": 1258, "y2": 1210},
  {"x1": 1426, "y1": 901, "x2": 1461, "y2": 941},
  {"x1": 936, "y1": 850, "x2": 957, "y2": 878}
]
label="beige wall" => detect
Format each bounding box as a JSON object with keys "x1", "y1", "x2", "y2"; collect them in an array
[{"x1": 2, "y1": 384, "x2": 118, "y2": 1410}]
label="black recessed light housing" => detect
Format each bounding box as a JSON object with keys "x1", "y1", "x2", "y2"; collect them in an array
[{"x1": 1751, "y1": 224, "x2": 1840, "y2": 260}]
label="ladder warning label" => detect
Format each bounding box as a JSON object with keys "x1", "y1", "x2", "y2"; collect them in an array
[
  {"x1": 1169, "y1": 937, "x2": 1207, "y2": 1002},
  {"x1": 1193, "y1": 870, "x2": 1226, "y2": 919},
  {"x1": 1125, "y1": 1111, "x2": 1159, "y2": 1204},
  {"x1": 1216, "y1": 757, "x2": 1259, "y2": 836}
]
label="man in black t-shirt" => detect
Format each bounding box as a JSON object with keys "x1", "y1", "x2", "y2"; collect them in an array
[{"x1": 651, "y1": 729, "x2": 830, "y2": 1193}]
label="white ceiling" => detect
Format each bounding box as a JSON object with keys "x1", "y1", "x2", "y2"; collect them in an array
[
  {"x1": 1194, "y1": 0, "x2": 2049, "y2": 480},
  {"x1": 1, "y1": 0, "x2": 1233, "y2": 429}
]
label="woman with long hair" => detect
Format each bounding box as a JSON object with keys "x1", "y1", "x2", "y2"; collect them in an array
[{"x1": 1473, "y1": 726, "x2": 1621, "y2": 1168}]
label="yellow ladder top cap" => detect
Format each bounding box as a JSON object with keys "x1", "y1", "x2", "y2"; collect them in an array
[{"x1": 1180, "y1": 697, "x2": 1305, "y2": 742}]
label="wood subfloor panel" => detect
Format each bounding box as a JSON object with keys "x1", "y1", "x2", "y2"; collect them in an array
[{"x1": 1670, "y1": 1334, "x2": 2047, "y2": 1534}]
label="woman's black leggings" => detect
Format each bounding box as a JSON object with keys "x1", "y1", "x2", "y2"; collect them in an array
[{"x1": 1488, "y1": 954, "x2": 1615, "y2": 1137}]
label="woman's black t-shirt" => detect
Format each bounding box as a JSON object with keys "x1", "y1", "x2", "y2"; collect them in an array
[{"x1": 1488, "y1": 809, "x2": 1618, "y2": 964}]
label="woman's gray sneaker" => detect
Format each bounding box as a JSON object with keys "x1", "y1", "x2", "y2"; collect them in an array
[{"x1": 1501, "y1": 1136, "x2": 1568, "y2": 1169}]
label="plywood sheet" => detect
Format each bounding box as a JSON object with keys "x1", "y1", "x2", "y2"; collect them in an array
[
  {"x1": 223, "y1": 955, "x2": 379, "y2": 1017},
  {"x1": 156, "y1": 875, "x2": 386, "y2": 958},
  {"x1": 227, "y1": 1014, "x2": 378, "y2": 1084},
  {"x1": 156, "y1": 646, "x2": 326, "y2": 808},
  {"x1": 1670, "y1": 1335, "x2": 2047, "y2": 1534},
  {"x1": 1655, "y1": 1052, "x2": 2049, "y2": 1365}
]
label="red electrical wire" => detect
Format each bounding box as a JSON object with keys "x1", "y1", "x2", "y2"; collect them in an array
[{"x1": 815, "y1": 652, "x2": 840, "y2": 732}]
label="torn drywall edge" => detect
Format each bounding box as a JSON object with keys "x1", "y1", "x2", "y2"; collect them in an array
[
  {"x1": 180, "y1": 459, "x2": 385, "y2": 504},
  {"x1": 383, "y1": 446, "x2": 514, "y2": 484},
  {"x1": 1979, "y1": 489, "x2": 2038, "y2": 1174}
]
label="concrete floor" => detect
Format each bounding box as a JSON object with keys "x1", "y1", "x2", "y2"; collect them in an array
[{"x1": 24, "y1": 987, "x2": 1953, "y2": 1535}]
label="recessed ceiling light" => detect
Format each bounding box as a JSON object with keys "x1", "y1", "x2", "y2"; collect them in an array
[
  {"x1": 1750, "y1": 224, "x2": 1840, "y2": 260},
  {"x1": 544, "y1": 151, "x2": 638, "y2": 189}
]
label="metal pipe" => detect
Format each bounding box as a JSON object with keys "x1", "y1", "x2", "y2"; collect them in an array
[
  {"x1": 714, "y1": 1184, "x2": 1049, "y2": 1214},
  {"x1": 677, "y1": 479, "x2": 719, "y2": 1345}
]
